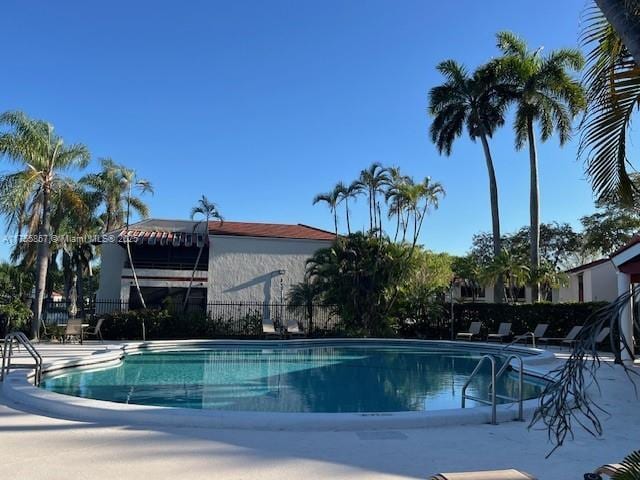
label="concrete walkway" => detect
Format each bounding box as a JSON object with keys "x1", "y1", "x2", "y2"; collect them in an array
[{"x1": 1, "y1": 342, "x2": 638, "y2": 479}]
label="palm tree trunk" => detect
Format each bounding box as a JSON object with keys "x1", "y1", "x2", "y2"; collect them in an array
[
  {"x1": 31, "y1": 185, "x2": 51, "y2": 340},
  {"x1": 345, "y1": 198, "x2": 351, "y2": 235},
  {"x1": 595, "y1": 0, "x2": 640, "y2": 62},
  {"x1": 527, "y1": 116, "x2": 541, "y2": 302},
  {"x1": 333, "y1": 209, "x2": 338, "y2": 235},
  {"x1": 479, "y1": 132, "x2": 504, "y2": 304},
  {"x1": 377, "y1": 200, "x2": 383, "y2": 237}
]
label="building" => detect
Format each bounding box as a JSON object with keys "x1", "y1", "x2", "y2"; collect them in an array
[
  {"x1": 553, "y1": 258, "x2": 618, "y2": 303},
  {"x1": 96, "y1": 219, "x2": 335, "y2": 310}
]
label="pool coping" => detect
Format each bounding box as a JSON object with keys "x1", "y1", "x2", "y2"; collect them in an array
[{"x1": 2, "y1": 338, "x2": 560, "y2": 431}]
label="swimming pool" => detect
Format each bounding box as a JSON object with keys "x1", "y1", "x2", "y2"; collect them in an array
[{"x1": 40, "y1": 342, "x2": 547, "y2": 413}]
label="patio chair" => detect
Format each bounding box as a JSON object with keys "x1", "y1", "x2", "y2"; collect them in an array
[
  {"x1": 286, "y1": 319, "x2": 305, "y2": 338},
  {"x1": 429, "y1": 469, "x2": 537, "y2": 480},
  {"x1": 539, "y1": 325, "x2": 583, "y2": 347},
  {"x1": 487, "y1": 322, "x2": 512, "y2": 342},
  {"x1": 595, "y1": 327, "x2": 610, "y2": 346},
  {"x1": 262, "y1": 319, "x2": 280, "y2": 339},
  {"x1": 456, "y1": 322, "x2": 481, "y2": 341},
  {"x1": 84, "y1": 318, "x2": 105, "y2": 343},
  {"x1": 63, "y1": 318, "x2": 84, "y2": 344},
  {"x1": 514, "y1": 324, "x2": 548, "y2": 346}
]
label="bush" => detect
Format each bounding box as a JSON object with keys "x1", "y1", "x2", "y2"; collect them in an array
[{"x1": 398, "y1": 301, "x2": 608, "y2": 339}]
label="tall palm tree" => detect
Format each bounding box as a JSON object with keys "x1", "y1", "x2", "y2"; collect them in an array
[
  {"x1": 81, "y1": 158, "x2": 151, "y2": 233},
  {"x1": 429, "y1": 60, "x2": 509, "y2": 303},
  {"x1": 184, "y1": 196, "x2": 222, "y2": 310},
  {"x1": 353, "y1": 163, "x2": 390, "y2": 236},
  {"x1": 0, "y1": 111, "x2": 90, "y2": 339},
  {"x1": 334, "y1": 181, "x2": 358, "y2": 235},
  {"x1": 385, "y1": 167, "x2": 412, "y2": 242},
  {"x1": 313, "y1": 187, "x2": 341, "y2": 235},
  {"x1": 495, "y1": 31, "x2": 585, "y2": 301},
  {"x1": 120, "y1": 169, "x2": 153, "y2": 319},
  {"x1": 580, "y1": 5, "x2": 640, "y2": 205}
]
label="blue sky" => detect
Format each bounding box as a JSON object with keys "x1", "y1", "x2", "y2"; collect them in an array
[{"x1": 0, "y1": 0, "x2": 595, "y2": 258}]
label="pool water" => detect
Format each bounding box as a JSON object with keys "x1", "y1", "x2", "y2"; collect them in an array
[{"x1": 40, "y1": 345, "x2": 546, "y2": 413}]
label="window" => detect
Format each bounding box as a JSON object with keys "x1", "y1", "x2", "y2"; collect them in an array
[
  {"x1": 125, "y1": 245, "x2": 209, "y2": 271},
  {"x1": 460, "y1": 285, "x2": 485, "y2": 299}
]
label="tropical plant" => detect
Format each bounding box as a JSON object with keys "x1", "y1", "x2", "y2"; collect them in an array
[
  {"x1": 451, "y1": 255, "x2": 483, "y2": 302},
  {"x1": 0, "y1": 111, "x2": 90, "y2": 339},
  {"x1": 580, "y1": 4, "x2": 640, "y2": 205},
  {"x1": 334, "y1": 181, "x2": 358, "y2": 235},
  {"x1": 613, "y1": 450, "x2": 640, "y2": 480},
  {"x1": 400, "y1": 177, "x2": 445, "y2": 247},
  {"x1": 305, "y1": 233, "x2": 411, "y2": 335},
  {"x1": 429, "y1": 60, "x2": 510, "y2": 303},
  {"x1": 81, "y1": 158, "x2": 151, "y2": 233},
  {"x1": 184, "y1": 196, "x2": 222, "y2": 310},
  {"x1": 593, "y1": 0, "x2": 640, "y2": 62},
  {"x1": 385, "y1": 167, "x2": 413, "y2": 242},
  {"x1": 313, "y1": 187, "x2": 341, "y2": 235},
  {"x1": 495, "y1": 31, "x2": 586, "y2": 301},
  {"x1": 286, "y1": 277, "x2": 323, "y2": 334},
  {"x1": 352, "y1": 163, "x2": 390, "y2": 235},
  {"x1": 480, "y1": 248, "x2": 530, "y2": 303}
]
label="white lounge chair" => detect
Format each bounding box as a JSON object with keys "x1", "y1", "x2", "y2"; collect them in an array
[
  {"x1": 595, "y1": 327, "x2": 610, "y2": 346},
  {"x1": 286, "y1": 319, "x2": 305, "y2": 338},
  {"x1": 514, "y1": 324, "x2": 548, "y2": 346},
  {"x1": 593, "y1": 463, "x2": 622, "y2": 478},
  {"x1": 487, "y1": 322, "x2": 512, "y2": 342},
  {"x1": 539, "y1": 325, "x2": 583, "y2": 346},
  {"x1": 456, "y1": 322, "x2": 481, "y2": 341},
  {"x1": 262, "y1": 319, "x2": 280, "y2": 338},
  {"x1": 429, "y1": 469, "x2": 537, "y2": 480}
]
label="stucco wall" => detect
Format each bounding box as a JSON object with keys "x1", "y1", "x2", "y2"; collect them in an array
[
  {"x1": 207, "y1": 236, "x2": 332, "y2": 303},
  {"x1": 554, "y1": 261, "x2": 617, "y2": 303},
  {"x1": 96, "y1": 243, "x2": 126, "y2": 302}
]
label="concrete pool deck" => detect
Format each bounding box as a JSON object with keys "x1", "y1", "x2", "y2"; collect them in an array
[{"x1": 1, "y1": 341, "x2": 639, "y2": 479}]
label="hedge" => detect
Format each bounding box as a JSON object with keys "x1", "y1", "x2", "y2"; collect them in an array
[{"x1": 399, "y1": 301, "x2": 608, "y2": 340}]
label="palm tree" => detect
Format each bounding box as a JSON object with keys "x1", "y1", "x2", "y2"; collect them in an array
[
  {"x1": 480, "y1": 248, "x2": 530, "y2": 304},
  {"x1": 594, "y1": 0, "x2": 640, "y2": 62},
  {"x1": 287, "y1": 277, "x2": 322, "y2": 334},
  {"x1": 353, "y1": 163, "x2": 390, "y2": 236},
  {"x1": 0, "y1": 111, "x2": 90, "y2": 339},
  {"x1": 495, "y1": 31, "x2": 585, "y2": 301},
  {"x1": 184, "y1": 196, "x2": 222, "y2": 310},
  {"x1": 580, "y1": 5, "x2": 640, "y2": 205},
  {"x1": 81, "y1": 158, "x2": 151, "y2": 233},
  {"x1": 334, "y1": 181, "x2": 358, "y2": 235},
  {"x1": 429, "y1": 60, "x2": 509, "y2": 303},
  {"x1": 385, "y1": 167, "x2": 412, "y2": 242},
  {"x1": 313, "y1": 187, "x2": 340, "y2": 235}
]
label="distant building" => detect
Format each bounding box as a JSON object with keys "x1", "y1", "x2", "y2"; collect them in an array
[
  {"x1": 552, "y1": 258, "x2": 618, "y2": 303},
  {"x1": 96, "y1": 219, "x2": 335, "y2": 311}
]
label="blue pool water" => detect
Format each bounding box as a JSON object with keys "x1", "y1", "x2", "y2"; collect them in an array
[{"x1": 40, "y1": 344, "x2": 546, "y2": 412}]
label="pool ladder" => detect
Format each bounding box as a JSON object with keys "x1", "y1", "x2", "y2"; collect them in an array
[
  {"x1": 461, "y1": 354, "x2": 524, "y2": 425},
  {"x1": 1, "y1": 332, "x2": 43, "y2": 386}
]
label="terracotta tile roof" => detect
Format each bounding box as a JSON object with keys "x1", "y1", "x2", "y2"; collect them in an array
[{"x1": 207, "y1": 221, "x2": 336, "y2": 241}]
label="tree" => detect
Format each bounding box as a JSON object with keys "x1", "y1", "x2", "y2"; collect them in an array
[
  {"x1": 0, "y1": 111, "x2": 90, "y2": 339},
  {"x1": 480, "y1": 248, "x2": 530, "y2": 304},
  {"x1": 581, "y1": 201, "x2": 640, "y2": 256},
  {"x1": 81, "y1": 158, "x2": 151, "y2": 233},
  {"x1": 352, "y1": 163, "x2": 390, "y2": 235},
  {"x1": 580, "y1": 4, "x2": 640, "y2": 205},
  {"x1": 429, "y1": 60, "x2": 510, "y2": 303},
  {"x1": 334, "y1": 181, "x2": 358, "y2": 235},
  {"x1": 495, "y1": 32, "x2": 586, "y2": 301},
  {"x1": 313, "y1": 187, "x2": 341, "y2": 235},
  {"x1": 305, "y1": 233, "x2": 411, "y2": 335},
  {"x1": 120, "y1": 169, "x2": 153, "y2": 339},
  {"x1": 452, "y1": 255, "x2": 483, "y2": 301},
  {"x1": 184, "y1": 196, "x2": 222, "y2": 310},
  {"x1": 385, "y1": 167, "x2": 413, "y2": 242},
  {"x1": 401, "y1": 177, "x2": 445, "y2": 247},
  {"x1": 286, "y1": 277, "x2": 322, "y2": 334}
]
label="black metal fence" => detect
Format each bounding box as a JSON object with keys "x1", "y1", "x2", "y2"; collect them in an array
[{"x1": 42, "y1": 298, "x2": 341, "y2": 337}]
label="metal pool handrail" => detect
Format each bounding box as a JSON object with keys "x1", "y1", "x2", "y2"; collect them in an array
[
  {"x1": 461, "y1": 353, "x2": 524, "y2": 425},
  {"x1": 1, "y1": 332, "x2": 43, "y2": 386}
]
